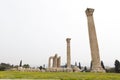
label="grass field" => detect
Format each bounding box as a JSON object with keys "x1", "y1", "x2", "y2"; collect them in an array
[{"x1": 0, "y1": 71, "x2": 120, "y2": 80}]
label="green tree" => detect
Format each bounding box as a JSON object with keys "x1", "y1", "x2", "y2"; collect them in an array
[
  {"x1": 43, "y1": 64, "x2": 45, "y2": 68},
  {"x1": 84, "y1": 66, "x2": 87, "y2": 72},
  {"x1": 78, "y1": 62, "x2": 81, "y2": 69},
  {"x1": 23, "y1": 64, "x2": 30, "y2": 68},
  {"x1": 90, "y1": 61, "x2": 92, "y2": 70},
  {"x1": 0, "y1": 63, "x2": 12, "y2": 71},
  {"x1": 75, "y1": 62, "x2": 77, "y2": 66},
  {"x1": 19, "y1": 60, "x2": 22, "y2": 67},
  {"x1": 115, "y1": 60, "x2": 120, "y2": 73},
  {"x1": 13, "y1": 65, "x2": 18, "y2": 68},
  {"x1": 101, "y1": 61, "x2": 105, "y2": 70},
  {"x1": 39, "y1": 66, "x2": 43, "y2": 70},
  {"x1": 64, "y1": 63, "x2": 67, "y2": 68}
]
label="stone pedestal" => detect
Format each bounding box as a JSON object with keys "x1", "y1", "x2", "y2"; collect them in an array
[{"x1": 85, "y1": 8, "x2": 105, "y2": 72}]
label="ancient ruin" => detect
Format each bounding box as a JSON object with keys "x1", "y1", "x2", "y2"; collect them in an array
[
  {"x1": 47, "y1": 38, "x2": 80, "y2": 72},
  {"x1": 85, "y1": 8, "x2": 105, "y2": 72},
  {"x1": 16, "y1": 8, "x2": 105, "y2": 72},
  {"x1": 48, "y1": 54, "x2": 61, "y2": 68}
]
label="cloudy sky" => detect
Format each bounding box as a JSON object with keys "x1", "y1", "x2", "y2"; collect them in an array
[{"x1": 0, "y1": 0, "x2": 120, "y2": 67}]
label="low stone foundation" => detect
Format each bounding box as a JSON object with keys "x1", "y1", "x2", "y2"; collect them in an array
[
  {"x1": 11, "y1": 67, "x2": 81, "y2": 72},
  {"x1": 17, "y1": 67, "x2": 41, "y2": 72},
  {"x1": 46, "y1": 67, "x2": 80, "y2": 72}
]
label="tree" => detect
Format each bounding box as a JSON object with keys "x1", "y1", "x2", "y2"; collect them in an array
[
  {"x1": 43, "y1": 64, "x2": 45, "y2": 68},
  {"x1": 75, "y1": 62, "x2": 77, "y2": 66},
  {"x1": 0, "y1": 66, "x2": 6, "y2": 71},
  {"x1": 115, "y1": 60, "x2": 120, "y2": 73},
  {"x1": 39, "y1": 66, "x2": 43, "y2": 70},
  {"x1": 78, "y1": 62, "x2": 81, "y2": 69},
  {"x1": 19, "y1": 60, "x2": 22, "y2": 67},
  {"x1": 101, "y1": 61, "x2": 105, "y2": 70},
  {"x1": 13, "y1": 65, "x2": 19, "y2": 68},
  {"x1": 0, "y1": 63, "x2": 12, "y2": 71},
  {"x1": 84, "y1": 66, "x2": 87, "y2": 72},
  {"x1": 23, "y1": 64, "x2": 30, "y2": 68},
  {"x1": 90, "y1": 61, "x2": 92, "y2": 70},
  {"x1": 64, "y1": 63, "x2": 67, "y2": 68},
  {"x1": 42, "y1": 64, "x2": 46, "y2": 70}
]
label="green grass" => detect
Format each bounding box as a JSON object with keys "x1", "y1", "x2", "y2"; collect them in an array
[{"x1": 0, "y1": 71, "x2": 120, "y2": 80}]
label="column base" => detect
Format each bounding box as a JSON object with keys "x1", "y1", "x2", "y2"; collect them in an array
[{"x1": 90, "y1": 67, "x2": 106, "y2": 72}]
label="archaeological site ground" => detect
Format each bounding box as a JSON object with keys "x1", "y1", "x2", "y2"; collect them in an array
[
  {"x1": 0, "y1": 71, "x2": 120, "y2": 80},
  {"x1": 0, "y1": 7, "x2": 120, "y2": 80}
]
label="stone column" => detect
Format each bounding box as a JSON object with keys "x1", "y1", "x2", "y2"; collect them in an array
[
  {"x1": 48, "y1": 56, "x2": 53, "y2": 68},
  {"x1": 53, "y1": 56, "x2": 55, "y2": 67},
  {"x1": 53, "y1": 54, "x2": 58, "y2": 68},
  {"x1": 85, "y1": 8, "x2": 105, "y2": 72},
  {"x1": 48, "y1": 57, "x2": 51, "y2": 68},
  {"x1": 57, "y1": 56, "x2": 61, "y2": 68},
  {"x1": 66, "y1": 38, "x2": 71, "y2": 68}
]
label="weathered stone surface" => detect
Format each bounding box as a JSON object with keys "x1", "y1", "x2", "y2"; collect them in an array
[
  {"x1": 85, "y1": 8, "x2": 105, "y2": 72},
  {"x1": 53, "y1": 54, "x2": 58, "y2": 68},
  {"x1": 48, "y1": 54, "x2": 61, "y2": 68},
  {"x1": 17, "y1": 67, "x2": 40, "y2": 72},
  {"x1": 73, "y1": 66, "x2": 80, "y2": 72},
  {"x1": 66, "y1": 38, "x2": 71, "y2": 68},
  {"x1": 48, "y1": 56, "x2": 53, "y2": 68},
  {"x1": 57, "y1": 56, "x2": 61, "y2": 68}
]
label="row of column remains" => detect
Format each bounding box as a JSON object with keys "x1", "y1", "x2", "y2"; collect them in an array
[
  {"x1": 48, "y1": 54, "x2": 61, "y2": 68},
  {"x1": 48, "y1": 8, "x2": 105, "y2": 72}
]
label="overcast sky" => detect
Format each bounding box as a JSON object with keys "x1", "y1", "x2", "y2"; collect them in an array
[{"x1": 0, "y1": 0, "x2": 120, "y2": 67}]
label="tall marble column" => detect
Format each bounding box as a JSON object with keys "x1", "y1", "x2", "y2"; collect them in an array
[
  {"x1": 66, "y1": 38, "x2": 71, "y2": 68},
  {"x1": 85, "y1": 8, "x2": 105, "y2": 72}
]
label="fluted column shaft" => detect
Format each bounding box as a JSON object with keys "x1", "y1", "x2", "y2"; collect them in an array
[
  {"x1": 57, "y1": 57, "x2": 61, "y2": 67},
  {"x1": 66, "y1": 38, "x2": 71, "y2": 68},
  {"x1": 86, "y1": 8, "x2": 105, "y2": 72}
]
